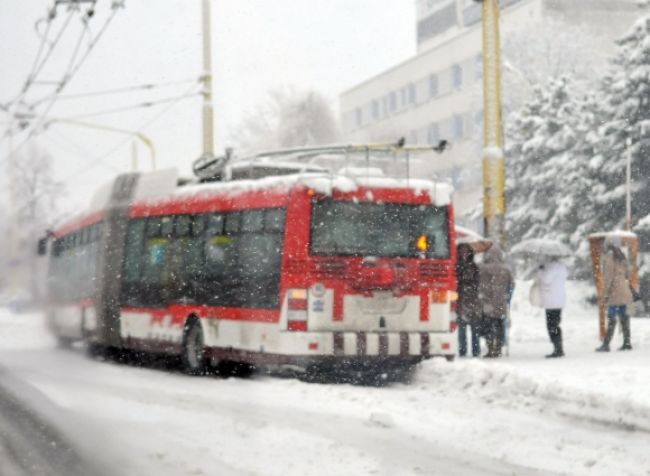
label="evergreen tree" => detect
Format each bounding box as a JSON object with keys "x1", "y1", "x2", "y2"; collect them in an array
[
  {"x1": 506, "y1": 77, "x2": 581, "y2": 245},
  {"x1": 596, "y1": 16, "x2": 650, "y2": 231}
]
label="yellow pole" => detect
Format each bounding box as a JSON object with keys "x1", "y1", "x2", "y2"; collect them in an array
[
  {"x1": 480, "y1": 0, "x2": 505, "y2": 246},
  {"x1": 131, "y1": 140, "x2": 138, "y2": 172}
]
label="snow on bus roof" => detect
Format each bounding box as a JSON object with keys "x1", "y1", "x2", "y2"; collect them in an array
[{"x1": 172, "y1": 172, "x2": 453, "y2": 206}]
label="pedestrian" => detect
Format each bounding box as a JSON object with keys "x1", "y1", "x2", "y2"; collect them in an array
[
  {"x1": 533, "y1": 258, "x2": 568, "y2": 358},
  {"x1": 478, "y1": 245, "x2": 514, "y2": 358},
  {"x1": 456, "y1": 243, "x2": 481, "y2": 357},
  {"x1": 596, "y1": 237, "x2": 634, "y2": 352}
]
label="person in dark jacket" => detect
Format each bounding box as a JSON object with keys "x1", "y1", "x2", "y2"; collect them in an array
[
  {"x1": 478, "y1": 245, "x2": 514, "y2": 358},
  {"x1": 456, "y1": 244, "x2": 481, "y2": 357},
  {"x1": 596, "y1": 238, "x2": 634, "y2": 352}
]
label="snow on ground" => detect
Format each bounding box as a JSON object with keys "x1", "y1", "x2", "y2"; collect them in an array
[{"x1": 1, "y1": 281, "x2": 650, "y2": 475}]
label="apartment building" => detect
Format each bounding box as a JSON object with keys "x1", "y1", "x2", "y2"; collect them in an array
[{"x1": 340, "y1": 0, "x2": 640, "y2": 217}]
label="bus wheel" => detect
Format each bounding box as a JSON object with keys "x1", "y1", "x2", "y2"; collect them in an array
[
  {"x1": 182, "y1": 320, "x2": 205, "y2": 375},
  {"x1": 445, "y1": 355, "x2": 455, "y2": 362}
]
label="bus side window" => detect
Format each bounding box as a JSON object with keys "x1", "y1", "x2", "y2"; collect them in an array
[
  {"x1": 264, "y1": 208, "x2": 286, "y2": 232},
  {"x1": 142, "y1": 217, "x2": 168, "y2": 283},
  {"x1": 205, "y1": 213, "x2": 235, "y2": 273},
  {"x1": 235, "y1": 208, "x2": 285, "y2": 308},
  {"x1": 225, "y1": 212, "x2": 241, "y2": 234},
  {"x1": 123, "y1": 219, "x2": 146, "y2": 283},
  {"x1": 184, "y1": 215, "x2": 206, "y2": 278}
]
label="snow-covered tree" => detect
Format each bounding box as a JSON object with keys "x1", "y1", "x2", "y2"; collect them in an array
[
  {"x1": 230, "y1": 87, "x2": 339, "y2": 153},
  {"x1": 593, "y1": 16, "x2": 650, "y2": 232},
  {"x1": 506, "y1": 77, "x2": 580, "y2": 243},
  {"x1": 5, "y1": 142, "x2": 63, "y2": 300}
]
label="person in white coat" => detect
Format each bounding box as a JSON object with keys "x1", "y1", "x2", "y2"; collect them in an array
[{"x1": 534, "y1": 258, "x2": 568, "y2": 358}]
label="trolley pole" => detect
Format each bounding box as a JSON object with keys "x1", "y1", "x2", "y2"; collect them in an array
[
  {"x1": 476, "y1": 0, "x2": 505, "y2": 246},
  {"x1": 200, "y1": 0, "x2": 215, "y2": 161}
]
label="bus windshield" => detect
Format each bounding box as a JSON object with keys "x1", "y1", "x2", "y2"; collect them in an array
[{"x1": 310, "y1": 199, "x2": 449, "y2": 259}]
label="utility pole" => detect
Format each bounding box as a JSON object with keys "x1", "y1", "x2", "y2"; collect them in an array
[
  {"x1": 476, "y1": 0, "x2": 505, "y2": 246},
  {"x1": 199, "y1": 0, "x2": 215, "y2": 162}
]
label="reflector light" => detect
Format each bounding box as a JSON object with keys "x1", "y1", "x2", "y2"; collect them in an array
[
  {"x1": 288, "y1": 321, "x2": 307, "y2": 332},
  {"x1": 308, "y1": 342, "x2": 318, "y2": 350},
  {"x1": 449, "y1": 321, "x2": 458, "y2": 333},
  {"x1": 416, "y1": 234, "x2": 428, "y2": 252},
  {"x1": 288, "y1": 298, "x2": 308, "y2": 311},
  {"x1": 442, "y1": 342, "x2": 451, "y2": 350}
]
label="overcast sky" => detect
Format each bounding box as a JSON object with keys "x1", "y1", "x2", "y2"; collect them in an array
[{"x1": 0, "y1": 0, "x2": 415, "y2": 214}]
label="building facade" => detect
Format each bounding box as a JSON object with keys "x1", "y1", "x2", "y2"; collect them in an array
[{"x1": 340, "y1": 0, "x2": 640, "y2": 218}]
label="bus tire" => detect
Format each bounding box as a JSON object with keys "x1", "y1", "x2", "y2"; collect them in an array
[
  {"x1": 445, "y1": 355, "x2": 455, "y2": 362},
  {"x1": 182, "y1": 319, "x2": 205, "y2": 375}
]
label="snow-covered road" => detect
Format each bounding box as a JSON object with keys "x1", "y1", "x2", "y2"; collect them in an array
[{"x1": 1, "y1": 281, "x2": 650, "y2": 476}]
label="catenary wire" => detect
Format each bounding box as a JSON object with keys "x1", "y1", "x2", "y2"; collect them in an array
[
  {"x1": 29, "y1": 77, "x2": 199, "y2": 107},
  {"x1": 1, "y1": 3, "x2": 122, "y2": 165},
  {"x1": 61, "y1": 91, "x2": 202, "y2": 120}
]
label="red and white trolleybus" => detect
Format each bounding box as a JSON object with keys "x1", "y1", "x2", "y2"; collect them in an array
[{"x1": 44, "y1": 145, "x2": 458, "y2": 377}]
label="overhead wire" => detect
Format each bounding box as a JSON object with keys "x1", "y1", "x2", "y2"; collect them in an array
[
  {"x1": 61, "y1": 91, "x2": 202, "y2": 120},
  {"x1": 12, "y1": 81, "x2": 200, "y2": 218},
  {"x1": 30, "y1": 77, "x2": 199, "y2": 107},
  {"x1": 26, "y1": 9, "x2": 75, "y2": 94},
  {"x1": 58, "y1": 83, "x2": 200, "y2": 182},
  {"x1": 1, "y1": 2, "x2": 122, "y2": 165},
  {"x1": 42, "y1": 128, "x2": 121, "y2": 172}
]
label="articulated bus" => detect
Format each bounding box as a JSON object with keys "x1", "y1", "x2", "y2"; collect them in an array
[{"x1": 44, "y1": 147, "x2": 458, "y2": 377}]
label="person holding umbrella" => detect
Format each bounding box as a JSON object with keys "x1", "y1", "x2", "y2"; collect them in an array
[
  {"x1": 512, "y1": 239, "x2": 571, "y2": 358},
  {"x1": 533, "y1": 258, "x2": 568, "y2": 358}
]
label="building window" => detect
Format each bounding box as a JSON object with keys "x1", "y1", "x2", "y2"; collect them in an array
[
  {"x1": 453, "y1": 114, "x2": 464, "y2": 139},
  {"x1": 371, "y1": 100, "x2": 380, "y2": 120},
  {"x1": 355, "y1": 108, "x2": 362, "y2": 127},
  {"x1": 429, "y1": 74, "x2": 439, "y2": 98},
  {"x1": 475, "y1": 54, "x2": 482, "y2": 81},
  {"x1": 389, "y1": 92, "x2": 397, "y2": 113},
  {"x1": 452, "y1": 64, "x2": 463, "y2": 90},
  {"x1": 475, "y1": 109, "x2": 483, "y2": 125},
  {"x1": 427, "y1": 123, "x2": 440, "y2": 145},
  {"x1": 400, "y1": 87, "x2": 408, "y2": 108},
  {"x1": 408, "y1": 83, "x2": 416, "y2": 105},
  {"x1": 417, "y1": 3, "x2": 458, "y2": 44}
]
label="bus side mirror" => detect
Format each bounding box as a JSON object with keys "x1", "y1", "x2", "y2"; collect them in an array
[{"x1": 37, "y1": 237, "x2": 48, "y2": 256}]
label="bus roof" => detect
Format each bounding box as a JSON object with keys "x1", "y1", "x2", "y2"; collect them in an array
[{"x1": 171, "y1": 172, "x2": 453, "y2": 207}]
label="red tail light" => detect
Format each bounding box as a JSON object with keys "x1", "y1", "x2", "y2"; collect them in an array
[
  {"x1": 449, "y1": 321, "x2": 458, "y2": 333},
  {"x1": 288, "y1": 321, "x2": 308, "y2": 332},
  {"x1": 288, "y1": 298, "x2": 308, "y2": 311},
  {"x1": 287, "y1": 289, "x2": 308, "y2": 332}
]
